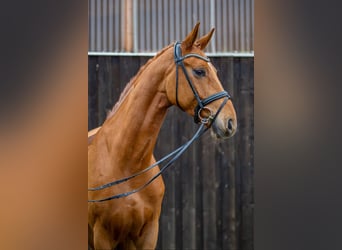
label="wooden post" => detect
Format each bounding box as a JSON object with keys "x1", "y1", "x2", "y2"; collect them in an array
[{"x1": 124, "y1": 0, "x2": 133, "y2": 52}]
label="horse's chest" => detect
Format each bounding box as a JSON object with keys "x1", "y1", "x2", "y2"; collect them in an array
[{"x1": 106, "y1": 197, "x2": 154, "y2": 237}]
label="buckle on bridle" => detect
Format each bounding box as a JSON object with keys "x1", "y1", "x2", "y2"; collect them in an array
[{"x1": 197, "y1": 107, "x2": 214, "y2": 124}]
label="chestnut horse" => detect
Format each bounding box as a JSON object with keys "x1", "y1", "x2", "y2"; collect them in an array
[{"x1": 88, "y1": 23, "x2": 237, "y2": 250}]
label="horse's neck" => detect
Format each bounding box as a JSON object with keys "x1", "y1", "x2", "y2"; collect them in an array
[{"x1": 100, "y1": 55, "x2": 172, "y2": 174}]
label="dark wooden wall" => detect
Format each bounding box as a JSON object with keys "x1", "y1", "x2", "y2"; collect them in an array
[{"x1": 88, "y1": 56, "x2": 254, "y2": 250}]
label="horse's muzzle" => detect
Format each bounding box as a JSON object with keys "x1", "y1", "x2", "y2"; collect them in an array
[{"x1": 211, "y1": 117, "x2": 237, "y2": 139}]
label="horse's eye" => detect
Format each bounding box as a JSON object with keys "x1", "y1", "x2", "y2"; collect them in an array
[{"x1": 193, "y1": 69, "x2": 206, "y2": 77}]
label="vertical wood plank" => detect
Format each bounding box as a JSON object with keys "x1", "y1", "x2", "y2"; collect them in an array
[
  {"x1": 97, "y1": 57, "x2": 109, "y2": 125},
  {"x1": 228, "y1": 57, "x2": 239, "y2": 250},
  {"x1": 181, "y1": 121, "x2": 197, "y2": 250},
  {"x1": 238, "y1": 58, "x2": 254, "y2": 250},
  {"x1": 88, "y1": 56, "x2": 99, "y2": 130},
  {"x1": 201, "y1": 132, "x2": 218, "y2": 250},
  {"x1": 110, "y1": 56, "x2": 121, "y2": 110},
  {"x1": 195, "y1": 135, "x2": 204, "y2": 250}
]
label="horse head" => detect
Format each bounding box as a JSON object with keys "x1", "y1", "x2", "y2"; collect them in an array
[{"x1": 165, "y1": 23, "x2": 237, "y2": 139}]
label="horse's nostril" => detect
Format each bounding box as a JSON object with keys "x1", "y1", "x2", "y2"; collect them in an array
[{"x1": 228, "y1": 119, "x2": 233, "y2": 131}]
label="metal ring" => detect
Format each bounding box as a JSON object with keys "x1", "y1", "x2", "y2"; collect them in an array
[{"x1": 198, "y1": 107, "x2": 214, "y2": 124}]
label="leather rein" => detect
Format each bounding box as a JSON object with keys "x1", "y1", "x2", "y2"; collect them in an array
[{"x1": 88, "y1": 42, "x2": 230, "y2": 202}]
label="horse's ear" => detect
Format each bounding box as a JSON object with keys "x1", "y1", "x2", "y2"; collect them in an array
[
  {"x1": 181, "y1": 22, "x2": 200, "y2": 50},
  {"x1": 195, "y1": 28, "x2": 215, "y2": 51}
]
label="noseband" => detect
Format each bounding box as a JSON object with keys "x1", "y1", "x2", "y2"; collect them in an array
[{"x1": 173, "y1": 41, "x2": 230, "y2": 125}]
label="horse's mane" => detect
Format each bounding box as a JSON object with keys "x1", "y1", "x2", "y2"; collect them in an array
[{"x1": 106, "y1": 44, "x2": 173, "y2": 119}]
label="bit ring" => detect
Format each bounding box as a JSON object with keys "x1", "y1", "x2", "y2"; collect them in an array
[{"x1": 198, "y1": 107, "x2": 214, "y2": 124}]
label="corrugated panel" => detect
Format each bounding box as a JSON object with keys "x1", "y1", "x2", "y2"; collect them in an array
[{"x1": 88, "y1": 0, "x2": 254, "y2": 54}]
